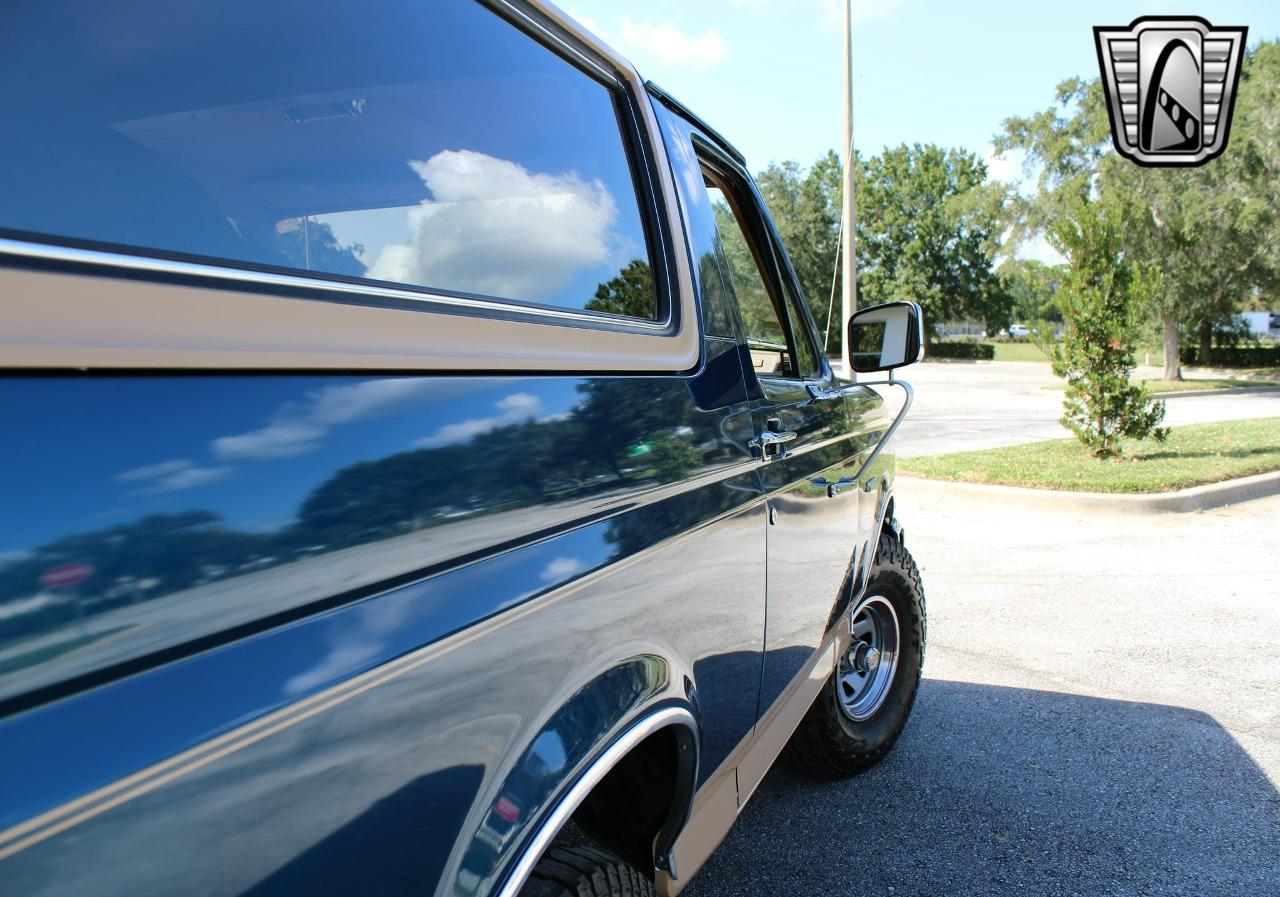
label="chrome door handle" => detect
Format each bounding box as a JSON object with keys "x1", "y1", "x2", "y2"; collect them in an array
[
  {"x1": 804, "y1": 383, "x2": 842, "y2": 404},
  {"x1": 749, "y1": 429, "x2": 798, "y2": 461},
  {"x1": 811, "y1": 476, "x2": 856, "y2": 498}
]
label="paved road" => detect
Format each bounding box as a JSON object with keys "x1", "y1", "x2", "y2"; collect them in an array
[
  {"x1": 684, "y1": 488, "x2": 1280, "y2": 897},
  {"x1": 880, "y1": 361, "x2": 1280, "y2": 457}
]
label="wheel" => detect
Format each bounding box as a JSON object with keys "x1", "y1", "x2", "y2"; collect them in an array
[
  {"x1": 519, "y1": 845, "x2": 655, "y2": 897},
  {"x1": 786, "y1": 531, "x2": 926, "y2": 778}
]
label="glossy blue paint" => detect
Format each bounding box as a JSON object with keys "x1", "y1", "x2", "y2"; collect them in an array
[
  {"x1": 0, "y1": 351, "x2": 772, "y2": 894},
  {"x1": 0, "y1": 6, "x2": 896, "y2": 894}
]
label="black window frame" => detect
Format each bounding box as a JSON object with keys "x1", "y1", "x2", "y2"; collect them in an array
[{"x1": 695, "y1": 143, "x2": 820, "y2": 382}]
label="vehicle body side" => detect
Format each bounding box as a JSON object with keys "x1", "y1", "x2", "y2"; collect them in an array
[{"x1": 0, "y1": 2, "x2": 898, "y2": 895}]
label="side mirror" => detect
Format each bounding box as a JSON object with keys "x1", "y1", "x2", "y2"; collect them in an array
[{"x1": 846, "y1": 301, "x2": 924, "y2": 373}]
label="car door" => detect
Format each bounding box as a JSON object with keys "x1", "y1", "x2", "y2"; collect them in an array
[{"x1": 699, "y1": 156, "x2": 881, "y2": 715}]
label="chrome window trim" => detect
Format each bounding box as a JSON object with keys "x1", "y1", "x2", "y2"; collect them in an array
[
  {"x1": 0, "y1": 237, "x2": 670, "y2": 333},
  {"x1": 488, "y1": 0, "x2": 617, "y2": 84},
  {"x1": 0, "y1": 0, "x2": 700, "y2": 372},
  {"x1": 494, "y1": 705, "x2": 699, "y2": 897}
]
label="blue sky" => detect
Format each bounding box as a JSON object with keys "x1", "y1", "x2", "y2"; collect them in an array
[{"x1": 567, "y1": 1, "x2": 1279, "y2": 178}]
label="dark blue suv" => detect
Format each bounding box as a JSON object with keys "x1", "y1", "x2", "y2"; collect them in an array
[{"x1": 0, "y1": 2, "x2": 926, "y2": 894}]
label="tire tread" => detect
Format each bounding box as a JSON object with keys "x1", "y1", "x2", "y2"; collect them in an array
[
  {"x1": 787, "y1": 532, "x2": 926, "y2": 778},
  {"x1": 520, "y1": 845, "x2": 656, "y2": 897}
]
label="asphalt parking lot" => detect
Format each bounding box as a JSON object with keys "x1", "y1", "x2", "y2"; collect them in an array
[
  {"x1": 891, "y1": 360, "x2": 1280, "y2": 457},
  {"x1": 685, "y1": 486, "x2": 1280, "y2": 897}
]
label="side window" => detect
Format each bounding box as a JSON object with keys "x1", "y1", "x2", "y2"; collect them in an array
[
  {"x1": 0, "y1": 0, "x2": 658, "y2": 320},
  {"x1": 705, "y1": 171, "x2": 818, "y2": 378},
  {"x1": 780, "y1": 279, "x2": 822, "y2": 378}
]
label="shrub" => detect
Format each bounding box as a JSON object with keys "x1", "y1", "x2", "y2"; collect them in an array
[
  {"x1": 1180, "y1": 345, "x2": 1280, "y2": 367},
  {"x1": 927, "y1": 341, "x2": 995, "y2": 360},
  {"x1": 1050, "y1": 198, "x2": 1167, "y2": 458}
]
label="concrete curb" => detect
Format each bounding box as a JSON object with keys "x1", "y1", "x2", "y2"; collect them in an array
[
  {"x1": 1152, "y1": 386, "x2": 1280, "y2": 399},
  {"x1": 896, "y1": 470, "x2": 1280, "y2": 515}
]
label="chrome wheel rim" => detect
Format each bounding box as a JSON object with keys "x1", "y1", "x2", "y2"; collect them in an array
[{"x1": 837, "y1": 595, "x2": 900, "y2": 721}]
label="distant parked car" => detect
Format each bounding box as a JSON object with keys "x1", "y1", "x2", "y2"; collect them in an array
[{"x1": 1008, "y1": 324, "x2": 1032, "y2": 338}]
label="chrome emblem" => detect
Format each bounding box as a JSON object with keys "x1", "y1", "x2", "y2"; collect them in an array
[{"x1": 1094, "y1": 17, "x2": 1247, "y2": 167}]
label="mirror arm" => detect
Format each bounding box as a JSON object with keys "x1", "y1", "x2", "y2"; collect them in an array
[{"x1": 845, "y1": 371, "x2": 914, "y2": 490}]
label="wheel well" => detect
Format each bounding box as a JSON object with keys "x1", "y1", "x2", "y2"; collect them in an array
[
  {"x1": 880, "y1": 495, "x2": 902, "y2": 546},
  {"x1": 566, "y1": 726, "x2": 688, "y2": 874}
]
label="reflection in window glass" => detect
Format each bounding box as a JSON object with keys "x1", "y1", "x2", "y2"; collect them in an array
[
  {"x1": 0, "y1": 0, "x2": 657, "y2": 319},
  {"x1": 706, "y1": 182, "x2": 794, "y2": 376},
  {"x1": 781, "y1": 283, "x2": 822, "y2": 378}
]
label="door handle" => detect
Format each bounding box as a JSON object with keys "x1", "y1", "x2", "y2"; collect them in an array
[
  {"x1": 810, "y1": 476, "x2": 855, "y2": 498},
  {"x1": 804, "y1": 383, "x2": 842, "y2": 404},
  {"x1": 749, "y1": 428, "x2": 797, "y2": 461}
]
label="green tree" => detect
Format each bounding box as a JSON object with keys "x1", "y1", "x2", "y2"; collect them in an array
[
  {"x1": 855, "y1": 144, "x2": 1011, "y2": 341},
  {"x1": 586, "y1": 259, "x2": 656, "y2": 319},
  {"x1": 1049, "y1": 197, "x2": 1167, "y2": 457},
  {"x1": 998, "y1": 258, "x2": 1066, "y2": 323},
  {"x1": 755, "y1": 152, "x2": 844, "y2": 350},
  {"x1": 999, "y1": 43, "x2": 1280, "y2": 379}
]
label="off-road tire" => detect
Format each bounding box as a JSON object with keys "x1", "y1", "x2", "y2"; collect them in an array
[
  {"x1": 786, "y1": 532, "x2": 926, "y2": 778},
  {"x1": 519, "y1": 845, "x2": 655, "y2": 897}
]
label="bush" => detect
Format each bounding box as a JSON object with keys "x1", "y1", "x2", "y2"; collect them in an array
[
  {"x1": 1049, "y1": 198, "x2": 1167, "y2": 458},
  {"x1": 1180, "y1": 345, "x2": 1280, "y2": 367},
  {"x1": 928, "y1": 341, "x2": 995, "y2": 360}
]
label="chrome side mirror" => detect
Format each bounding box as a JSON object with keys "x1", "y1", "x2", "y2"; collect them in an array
[{"x1": 847, "y1": 301, "x2": 924, "y2": 373}]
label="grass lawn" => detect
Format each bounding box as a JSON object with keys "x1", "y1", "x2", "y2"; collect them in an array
[
  {"x1": 899, "y1": 417, "x2": 1280, "y2": 493},
  {"x1": 988, "y1": 341, "x2": 1048, "y2": 362}
]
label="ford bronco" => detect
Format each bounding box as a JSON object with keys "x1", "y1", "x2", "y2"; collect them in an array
[{"x1": 0, "y1": 2, "x2": 925, "y2": 895}]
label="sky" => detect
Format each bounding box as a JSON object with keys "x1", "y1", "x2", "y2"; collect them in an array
[{"x1": 566, "y1": 0, "x2": 1280, "y2": 259}]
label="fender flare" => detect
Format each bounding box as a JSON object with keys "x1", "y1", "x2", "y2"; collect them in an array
[{"x1": 493, "y1": 703, "x2": 699, "y2": 897}]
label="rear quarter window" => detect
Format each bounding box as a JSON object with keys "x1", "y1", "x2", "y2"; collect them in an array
[{"x1": 0, "y1": 0, "x2": 658, "y2": 319}]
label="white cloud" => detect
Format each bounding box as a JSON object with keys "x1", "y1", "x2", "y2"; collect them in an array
[
  {"x1": 212, "y1": 422, "x2": 325, "y2": 461},
  {"x1": 0, "y1": 593, "x2": 53, "y2": 621},
  {"x1": 540, "y1": 556, "x2": 586, "y2": 582},
  {"x1": 415, "y1": 392, "x2": 542, "y2": 449},
  {"x1": 616, "y1": 17, "x2": 728, "y2": 71},
  {"x1": 117, "y1": 459, "x2": 192, "y2": 482},
  {"x1": 286, "y1": 591, "x2": 416, "y2": 695},
  {"x1": 307, "y1": 378, "x2": 444, "y2": 426},
  {"x1": 149, "y1": 465, "x2": 233, "y2": 493},
  {"x1": 367, "y1": 150, "x2": 620, "y2": 304},
  {"x1": 566, "y1": 8, "x2": 602, "y2": 33},
  {"x1": 118, "y1": 458, "x2": 234, "y2": 494},
  {"x1": 212, "y1": 378, "x2": 444, "y2": 462},
  {"x1": 1017, "y1": 235, "x2": 1067, "y2": 267},
  {"x1": 0, "y1": 549, "x2": 32, "y2": 567},
  {"x1": 984, "y1": 148, "x2": 1022, "y2": 185},
  {"x1": 565, "y1": 10, "x2": 728, "y2": 71}
]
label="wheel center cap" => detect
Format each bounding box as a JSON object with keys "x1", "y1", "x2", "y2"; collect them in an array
[{"x1": 847, "y1": 641, "x2": 880, "y2": 674}]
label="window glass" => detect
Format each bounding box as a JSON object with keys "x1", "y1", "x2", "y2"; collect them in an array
[
  {"x1": 0, "y1": 0, "x2": 657, "y2": 319},
  {"x1": 781, "y1": 282, "x2": 822, "y2": 377},
  {"x1": 650, "y1": 107, "x2": 740, "y2": 339},
  {"x1": 705, "y1": 181, "x2": 796, "y2": 376}
]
